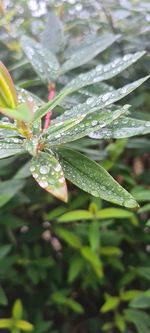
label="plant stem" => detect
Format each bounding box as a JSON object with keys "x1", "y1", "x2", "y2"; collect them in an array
[{"x1": 43, "y1": 83, "x2": 55, "y2": 130}]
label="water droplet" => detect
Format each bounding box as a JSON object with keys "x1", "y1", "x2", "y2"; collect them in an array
[
  {"x1": 55, "y1": 164, "x2": 62, "y2": 172},
  {"x1": 40, "y1": 166, "x2": 49, "y2": 175},
  {"x1": 92, "y1": 120, "x2": 98, "y2": 126},
  {"x1": 39, "y1": 180, "x2": 48, "y2": 188},
  {"x1": 30, "y1": 166, "x2": 35, "y2": 172}
]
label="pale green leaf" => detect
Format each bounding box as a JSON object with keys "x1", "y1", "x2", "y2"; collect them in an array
[
  {"x1": 0, "y1": 319, "x2": 12, "y2": 328},
  {"x1": 100, "y1": 296, "x2": 120, "y2": 313},
  {"x1": 16, "y1": 320, "x2": 34, "y2": 331},
  {"x1": 58, "y1": 210, "x2": 93, "y2": 222},
  {"x1": 12, "y1": 299, "x2": 23, "y2": 320}
]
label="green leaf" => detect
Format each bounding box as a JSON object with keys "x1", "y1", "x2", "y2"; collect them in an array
[
  {"x1": 58, "y1": 210, "x2": 93, "y2": 222},
  {"x1": 0, "y1": 103, "x2": 32, "y2": 122},
  {"x1": 46, "y1": 105, "x2": 129, "y2": 145},
  {"x1": 51, "y1": 292, "x2": 84, "y2": 313},
  {"x1": 44, "y1": 115, "x2": 85, "y2": 142},
  {"x1": 0, "y1": 137, "x2": 24, "y2": 159},
  {"x1": 34, "y1": 76, "x2": 149, "y2": 122},
  {"x1": 88, "y1": 220, "x2": 100, "y2": 252},
  {"x1": 33, "y1": 89, "x2": 68, "y2": 122},
  {"x1": 61, "y1": 34, "x2": 120, "y2": 73},
  {"x1": 124, "y1": 309, "x2": 150, "y2": 333},
  {"x1": 58, "y1": 148, "x2": 138, "y2": 208},
  {"x1": 0, "y1": 179, "x2": 25, "y2": 208},
  {"x1": 30, "y1": 152, "x2": 68, "y2": 203},
  {"x1": 55, "y1": 228, "x2": 82, "y2": 249},
  {"x1": 21, "y1": 36, "x2": 60, "y2": 83},
  {"x1": 0, "y1": 286, "x2": 8, "y2": 305},
  {"x1": 0, "y1": 120, "x2": 17, "y2": 131},
  {"x1": 41, "y1": 11, "x2": 64, "y2": 54},
  {"x1": 115, "y1": 313, "x2": 126, "y2": 332},
  {"x1": 131, "y1": 188, "x2": 150, "y2": 202},
  {"x1": 100, "y1": 246, "x2": 122, "y2": 256},
  {"x1": 0, "y1": 319, "x2": 13, "y2": 328},
  {"x1": 65, "y1": 51, "x2": 146, "y2": 93},
  {"x1": 60, "y1": 76, "x2": 150, "y2": 122},
  {"x1": 0, "y1": 245, "x2": 12, "y2": 260},
  {"x1": 136, "y1": 267, "x2": 150, "y2": 281},
  {"x1": 120, "y1": 290, "x2": 141, "y2": 301},
  {"x1": 68, "y1": 257, "x2": 84, "y2": 283},
  {"x1": 12, "y1": 299, "x2": 23, "y2": 320},
  {"x1": 96, "y1": 208, "x2": 138, "y2": 225},
  {"x1": 16, "y1": 320, "x2": 34, "y2": 331},
  {"x1": 130, "y1": 295, "x2": 150, "y2": 309},
  {"x1": 89, "y1": 116, "x2": 150, "y2": 139},
  {"x1": 100, "y1": 296, "x2": 120, "y2": 313},
  {"x1": 80, "y1": 246, "x2": 103, "y2": 277}
]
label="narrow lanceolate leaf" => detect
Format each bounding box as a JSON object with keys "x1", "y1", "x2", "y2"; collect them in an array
[
  {"x1": 0, "y1": 61, "x2": 18, "y2": 108},
  {"x1": 0, "y1": 120, "x2": 18, "y2": 131},
  {"x1": 46, "y1": 105, "x2": 130, "y2": 145},
  {"x1": 41, "y1": 11, "x2": 64, "y2": 54},
  {"x1": 44, "y1": 116, "x2": 85, "y2": 141},
  {"x1": 30, "y1": 152, "x2": 68, "y2": 202},
  {"x1": 33, "y1": 75, "x2": 149, "y2": 123},
  {"x1": 64, "y1": 51, "x2": 146, "y2": 94},
  {"x1": 56, "y1": 76, "x2": 150, "y2": 122},
  {"x1": 21, "y1": 36, "x2": 60, "y2": 83},
  {"x1": 58, "y1": 148, "x2": 138, "y2": 208},
  {"x1": 61, "y1": 34, "x2": 120, "y2": 74},
  {"x1": 0, "y1": 103, "x2": 32, "y2": 122},
  {"x1": 89, "y1": 117, "x2": 150, "y2": 139},
  {"x1": 0, "y1": 137, "x2": 24, "y2": 159},
  {"x1": 33, "y1": 89, "x2": 68, "y2": 122}
]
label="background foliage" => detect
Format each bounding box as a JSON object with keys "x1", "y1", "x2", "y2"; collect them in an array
[{"x1": 0, "y1": 0, "x2": 150, "y2": 332}]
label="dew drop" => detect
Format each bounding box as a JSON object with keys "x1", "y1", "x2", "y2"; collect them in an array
[
  {"x1": 39, "y1": 180, "x2": 48, "y2": 188},
  {"x1": 40, "y1": 166, "x2": 49, "y2": 175},
  {"x1": 30, "y1": 166, "x2": 35, "y2": 172}
]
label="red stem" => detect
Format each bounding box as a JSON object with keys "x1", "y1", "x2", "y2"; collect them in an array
[{"x1": 43, "y1": 84, "x2": 55, "y2": 130}]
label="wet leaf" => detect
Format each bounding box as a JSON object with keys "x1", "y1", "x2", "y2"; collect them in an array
[
  {"x1": 46, "y1": 105, "x2": 129, "y2": 145},
  {"x1": 0, "y1": 137, "x2": 24, "y2": 159},
  {"x1": 58, "y1": 76, "x2": 150, "y2": 122},
  {"x1": 65, "y1": 51, "x2": 146, "y2": 93},
  {"x1": 61, "y1": 34, "x2": 120, "y2": 73},
  {"x1": 41, "y1": 11, "x2": 64, "y2": 54},
  {"x1": 89, "y1": 116, "x2": 150, "y2": 139},
  {"x1": 30, "y1": 152, "x2": 68, "y2": 202},
  {"x1": 21, "y1": 36, "x2": 60, "y2": 83},
  {"x1": 58, "y1": 148, "x2": 138, "y2": 208}
]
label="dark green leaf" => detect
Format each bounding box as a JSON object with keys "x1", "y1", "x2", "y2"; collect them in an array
[{"x1": 58, "y1": 148, "x2": 138, "y2": 208}]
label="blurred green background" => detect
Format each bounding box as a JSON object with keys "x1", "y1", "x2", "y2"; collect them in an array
[{"x1": 0, "y1": 1, "x2": 150, "y2": 332}]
